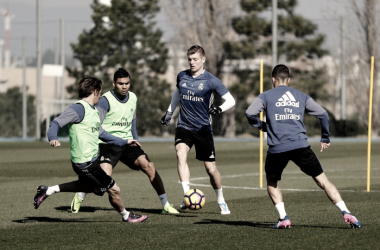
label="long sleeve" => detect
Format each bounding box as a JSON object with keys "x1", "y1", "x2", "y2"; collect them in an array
[
  {"x1": 219, "y1": 92, "x2": 236, "y2": 112},
  {"x1": 245, "y1": 97, "x2": 267, "y2": 131},
  {"x1": 305, "y1": 98, "x2": 330, "y2": 143},
  {"x1": 47, "y1": 104, "x2": 84, "y2": 141},
  {"x1": 167, "y1": 89, "x2": 180, "y2": 112}
]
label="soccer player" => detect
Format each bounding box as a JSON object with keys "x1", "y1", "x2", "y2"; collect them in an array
[
  {"x1": 70, "y1": 68, "x2": 179, "y2": 214},
  {"x1": 161, "y1": 45, "x2": 236, "y2": 214},
  {"x1": 35, "y1": 76, "x2": 148, "y2": 223},
  {"x1": 245, "y1": 64, "x2": 362, "y2": 229}
]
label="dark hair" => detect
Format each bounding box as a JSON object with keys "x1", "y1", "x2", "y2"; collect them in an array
[
  {"x1": 113, "y1": 68, "x2": 131, "y2": 82},
  {"x1": 187, "y1": 45, "x2": 205, "y2": 57},
  {"x1": 78, "y1": 76, "x2": 102, "y2": 98},
  {"x1": 272, "y1": 64, "x2": 290, "y2": 80}
]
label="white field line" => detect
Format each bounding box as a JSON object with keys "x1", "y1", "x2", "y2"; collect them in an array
[{"x1": 184, "y1": 172, "x2": 380, "y2": 193}]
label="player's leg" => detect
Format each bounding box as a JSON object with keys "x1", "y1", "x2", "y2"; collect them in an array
[
  {"x1": 34, "y1": 180, "x2": 94, "y2": 209},
  {"x1": 293, "y1": 146, "x2": 362, "y2": 228},
  {"x1": 194, "y1": 131, "x2": 230, "y2": 214},
  {"x1": 175, "y1": 143, "x2": 191, "y2": 209},
  {"x1": 77, "y1": 160, "x2": 147, "y2": 223},
  {"x1": 71, "y1": 144, "x2": 120, "y2": 213},
  {"x1": 265, "y1": 151, "x2": 291, "y2": 229},
  {"x1": 127, "y1": 150, "x2": 179, "y2": 214}
]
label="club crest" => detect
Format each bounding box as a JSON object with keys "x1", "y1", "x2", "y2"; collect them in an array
[{"x1": 198, "y1": 83, "x2": 204, "y2": 90}]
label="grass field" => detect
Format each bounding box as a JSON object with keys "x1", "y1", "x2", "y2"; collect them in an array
[{"x1": 0, "y1": 140, "x2": 380, "y2": 249}]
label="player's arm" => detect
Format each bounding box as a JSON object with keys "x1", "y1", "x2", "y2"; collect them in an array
[
  {"x1": 245, "y1": 97, "x2": 267, "y2": 132},
  {"x1": 131, "y1": 107, "x2": 138, "y2": 140},
  {"x1": 208, "y1": 92, "x2": 236, "y2": 115},
  {"x1": 208, "y1": 78, "x2": 235, "y2": 115},
  {"x1": 97, "y1": 97, "x2": 140, "y2": 147},
  {"x1": 161, "y1": 89, "x2": 180, "y2": 126},
  {"x1": 305, "y1": 97, "x2": 331, "y2": 152},
  {"x1": 47, "y1": 103, "x2": 85, "y2": 147}
]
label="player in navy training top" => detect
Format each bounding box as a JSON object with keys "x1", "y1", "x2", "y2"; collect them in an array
[
  {"x1": 246, "y1": 64, "x2": 361, "y2": 229},
  {"x1": 161, "y1": 45, "x2": 235, "y2": 214}
]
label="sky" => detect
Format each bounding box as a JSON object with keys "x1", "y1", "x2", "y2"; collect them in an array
[{"x1": 0, "y1": 0, "x2": 346, "y2": 60}]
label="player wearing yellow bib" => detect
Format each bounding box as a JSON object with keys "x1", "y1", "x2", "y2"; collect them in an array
[
  {"x1": 34, "y1": 76, "x2": 148, "y2": 223},
  {"x1": 71, "y1": 68, "x2": 179, "y2": 214}
]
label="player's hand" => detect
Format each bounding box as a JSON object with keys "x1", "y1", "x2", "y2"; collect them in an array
[
  {"x1": 320, "y1": 142, "x2": 330, "y2": 152},
  {"x1": 128, "y1": 139, "x2": 141, "y2": 147},
  {"x1": 161, "y1": 111, "x2": 173, "y2": 127},
  {"x1": 50, "y1": 140, "x2": 61, "y2": 147},
  {"x1": 208, "y1": 106, "x2": 222, "y2": 116}
]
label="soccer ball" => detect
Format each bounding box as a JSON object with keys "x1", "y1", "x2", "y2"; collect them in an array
[{"x1": 184, "y1": 189, "x2": 206, "y2": 210}]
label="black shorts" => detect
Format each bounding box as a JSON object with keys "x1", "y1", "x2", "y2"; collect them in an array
[
  {"x1": 265, "y1": 146, "x2": 324, "y2": 181},
  {"x1": 72, "y1": 159, "x2": 115, "y2": 196},
  {"x1": 99, "y1": 143, "x2": 149, "y2": 170},
  {"x1": 175, "y1": 127, "x2": 216, "y2": 162}
]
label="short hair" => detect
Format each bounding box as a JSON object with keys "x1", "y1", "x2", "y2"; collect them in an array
[
  {"x1": 187, "y1": 45, "x2": 205, "y2": 57},
  {"x1": 272, "y1": 64, "x2": 290, "y2": 80},
  {"x1": 113, "y1": 68, "x2": 131, "y2": 82},
  {"x1": 78, "y1": 76, "x2": 102, "y2": 98}
]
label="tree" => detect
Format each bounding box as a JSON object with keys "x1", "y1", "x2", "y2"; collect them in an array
[
  {"x1": 162, "y1": 0, "x2": 239, "y2": 136},
  {"x1": 68, "y1": 0, "x2": 171, "y2": 135},
  {"x1": 226, "y1": 0, "x2": 330, "y2": 135},
  {"x1": 0, "y1": 87, "x2": 36, "y2": 137},
  {"x1": 344, "y1": 0, "x2": 379, "y2": 137}
]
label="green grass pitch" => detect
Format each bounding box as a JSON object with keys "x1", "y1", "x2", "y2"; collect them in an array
[{"x1": 0, "y1": 141, "x2": 379, "y2": 249}]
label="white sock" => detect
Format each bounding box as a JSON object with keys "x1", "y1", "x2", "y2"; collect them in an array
[
  {"x1": 46, "y1": 185, "x2": 60, "y2": 196},
  {"x1": 77, "y1": 192, "x2": 87, "y2": 200},
  {"x1": 181, "y1": 181, "x2": 190, "y2": 195},
  {"x1": 335, "y1": 201, "x2": 350, "y2": 213},
  {"x1": 275, "y1": 202, "x2": 287, "y2": 219},
  {"x1": 159, "y1": 193, "x2": 169, "y2": 208},
  {"x1": 214, "y1": 188, "x2": 226, "y2": 204},
  {"x1": 119, "y1": 209, "x2": 130, "y2": 221}
]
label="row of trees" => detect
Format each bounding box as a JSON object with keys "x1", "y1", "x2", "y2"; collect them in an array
[{"x1": 3, "y1": 0, "x2": 373, "y2": 138}]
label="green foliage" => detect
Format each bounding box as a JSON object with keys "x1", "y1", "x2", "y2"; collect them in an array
[
  {"x1": 68, "y1": 0, "x2": 171, "y2": 135},
  {"x1": 0, "y1": 87, "x2": 36, "y2": 137},
  {"x1": 226, "y1": 0, "x2": 331, "y2": 135}
]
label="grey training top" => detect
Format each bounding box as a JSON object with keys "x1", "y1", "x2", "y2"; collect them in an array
[{"x1": 246, "y1": 85, "x2": 330, "y2": 154}]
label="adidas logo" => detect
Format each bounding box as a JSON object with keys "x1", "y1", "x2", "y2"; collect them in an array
[
  {"x1": 182, "y1": 83, "x2": 187, "y2": 87},
  {"x1": 209, "y1": 151, "x2": 215, "y2": 159},
  {"x1": 276, "y1": 91, "x2": 299, "y2": 107}
]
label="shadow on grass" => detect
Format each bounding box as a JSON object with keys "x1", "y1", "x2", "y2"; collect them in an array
[
  {"x1": 195, "y1": 219, "x2": 272, "y2": 228},
  {"x1": 13, "y1": 217, "x2": 94, "y2": 223},
  {"x1": 55, "y1": 206, "x2": 115, "y2": 213},
  {"x1": 195, "y1": 219, "x2": 348, "y2": 229}
]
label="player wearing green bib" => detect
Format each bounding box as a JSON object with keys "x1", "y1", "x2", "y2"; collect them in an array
[
  {"x1": 34, "y1": 76, "x2": 148, "y2": 223},
  {"x1": 70, "y1": 68, "x2": 179, "y2": 214}
]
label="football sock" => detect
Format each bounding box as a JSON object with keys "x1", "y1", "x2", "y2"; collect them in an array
[
  {"x1": 274, "y1": 202, "x2": 287, "y2": 219},
  {"x1": 335, "y1": 200, "x2": 350, "y2": 213},
  {"x1": 46, "y1": 185, "x2": 60, "y2": 196},
  {"x1": 214, "y1": 188, "x2": 225, "y2": 204},
  {"x1": 120, "y1": 209, "x2": 130, "y2": 221},
  {"x1": 77, "y1": 192, "x2": 87, "y2": 200},
  {"x1": 159, "y1": 193, "x2": 169, "y2": 208},
  {"x1": 181, "y1": 181, "x2": 190, "y2": 195}
]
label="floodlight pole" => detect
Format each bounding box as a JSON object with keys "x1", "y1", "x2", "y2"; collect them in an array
[
  {"x1": 272, "y1": 0, "x2": 278, "y2": 69},
  {"x1": 22, "y1": 36, "x2": 27, "y2": 139},
  {"x1": 340, "y1": 17, "x2": 346, "y2": 120},
  {"x1": 60, "y1": 18, "x2": 65, "y2": 113},
  {"x1": 36, "y1": 0, "x2": 41, "y2": 140}
]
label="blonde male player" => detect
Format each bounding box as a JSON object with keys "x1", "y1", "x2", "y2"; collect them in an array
[{"x1": 161, "y1": 45, "x2": 235, "y2": 214}]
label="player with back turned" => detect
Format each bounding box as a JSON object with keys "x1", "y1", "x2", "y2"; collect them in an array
[
  {"x1": 161, "y1": 45, "x2": 236, "y2": 214},
  {"x1": 245, "y1": 64, "x2": 362, "y2": 229}
]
